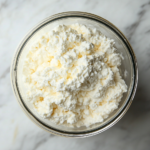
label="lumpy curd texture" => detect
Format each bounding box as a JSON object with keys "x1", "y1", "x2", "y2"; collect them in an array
[{"x1": 23, "y1": 24, "x2": 127, "y2": 127}]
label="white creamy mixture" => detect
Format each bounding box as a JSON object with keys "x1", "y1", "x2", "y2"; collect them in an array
[{"x1": 23, "y1": 24, "x2": 127, "y2": 127}]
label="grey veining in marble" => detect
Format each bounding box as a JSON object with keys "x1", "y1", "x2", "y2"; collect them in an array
[{"x1": 0, "y1": 0, "x2": 150, "y2": 150}]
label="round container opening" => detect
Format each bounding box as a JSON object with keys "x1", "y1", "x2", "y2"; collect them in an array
[{"x1": 11, "y1": 12, "x2": 138, "y2": 137}]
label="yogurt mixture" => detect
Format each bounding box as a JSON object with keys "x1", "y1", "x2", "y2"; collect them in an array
[{"x1": 23, "y1": 24, "x2": 127, "y2": 127}]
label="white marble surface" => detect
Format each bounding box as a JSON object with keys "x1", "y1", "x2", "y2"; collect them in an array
[{"x1": 0, "y1": 0, "x2": 150, "y2": 149}]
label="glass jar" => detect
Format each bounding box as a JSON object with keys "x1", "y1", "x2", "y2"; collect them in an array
[{"x1": 11, "y1": 12, "x2": 138, "y2": 138}]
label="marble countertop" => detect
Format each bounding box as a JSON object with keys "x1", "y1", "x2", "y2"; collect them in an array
[{"x1": 0, "y1": 0, "x2": 150, "y2": 149}]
